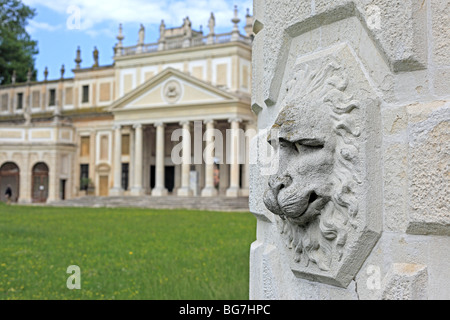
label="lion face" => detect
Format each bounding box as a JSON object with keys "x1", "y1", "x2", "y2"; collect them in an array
[
  {"x1": 263, "y1": 101, "x2": 336, "y2": 227},
  {"x1": 260, "y1": 58, "x2": 363, "y2": 272}
]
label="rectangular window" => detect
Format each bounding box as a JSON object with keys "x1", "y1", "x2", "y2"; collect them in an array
[
  {"x1": 216, "y1": 63, "x2": 228, "y2": 87},
  {"x1": 121, "y1": 134, "x2": 130, "y2": 156},
  {"x1": 80, "y1": 136, "x2": 90, "y2": 157},
  {"x1": 1, "y1": 93, "x2": 9, "y2": 111},
  {"x1": 32, "y1": 91, "x2": 40, "y2": 108},
  {"x1": 65, "y1": 87, "x2": 73, "y2": 105},
  {"x1": 121, "y1": 163, "x2": 129, "y2": 191},
  {"x1": 99, "y1": 83, "x2": 111, "y2": 102},
  {"x1": 48, "y1": 89, "x2": 56, "y2": 106},
  {"x1": 82, "y1": 85, "x2": 89, "y2": 103},
  {"x1": 100, "y1": 135, "x2": 109, "y2": 161},
  {"x1": 80, "y1": 164, "x2": 89, "y2": 191},
  {"x1": 17, "y1": 93, "x2": 23, "y2": 110}
]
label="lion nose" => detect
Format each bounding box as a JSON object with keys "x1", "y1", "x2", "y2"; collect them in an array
[{"x1": 268, "y1": 174, "x2": 292, "y2": 193}]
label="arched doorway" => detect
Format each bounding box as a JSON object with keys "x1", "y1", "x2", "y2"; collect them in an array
[
  {"x1": 0, "y1": 162, "x2": 20, "y2": 202},
  {"x1": 32, "y1": 162, "x2": 49, "y2": 203}
]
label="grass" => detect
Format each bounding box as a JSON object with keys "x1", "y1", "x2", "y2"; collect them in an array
[{"x1": 0, "y1": 202, "x2": 256, "y2": 300}]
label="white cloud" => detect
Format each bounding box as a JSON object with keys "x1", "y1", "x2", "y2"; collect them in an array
[
  {"x1": 27, "y1": 20, "x2": 62, "y2": 34},
  {"x1": 23, "y1": 0, "x2": 253, "y2": 37}
]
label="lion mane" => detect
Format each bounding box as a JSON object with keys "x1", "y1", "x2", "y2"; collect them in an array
[{"x1": 273, "y1": 57, "x2": 362, "y2": 271}]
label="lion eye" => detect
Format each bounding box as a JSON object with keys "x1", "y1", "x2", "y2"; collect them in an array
[{"x1": 294, "y1": 140, "x2": 324, "y2": 153}]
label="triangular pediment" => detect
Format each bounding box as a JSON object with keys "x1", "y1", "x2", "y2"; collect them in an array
[{"x1": 110, "y1": 68, "x2": 238, "y2": 112}]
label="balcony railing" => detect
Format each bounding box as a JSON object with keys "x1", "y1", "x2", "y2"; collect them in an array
[{"x1": 116, "y1": 32, "x2": 252, "y2": 57}]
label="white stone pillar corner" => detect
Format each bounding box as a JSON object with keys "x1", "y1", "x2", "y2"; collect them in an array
[
  {"x1": 240, "y1": 121, "x2": 256, "y2": 197},
  {"x1": 152, "y1": 122, "x2": 168, "y2": 196},
  {"x1": 110, "y1": 124, "x2": 124, "y2": 196},
  {"x1": 177, "y1": 121, "x2": 193, "y2": 196},
  {"x1": 226, "y1": 117, "x2": 242, "y2": 197},
  {"x1": 202, "y1": 119, "x2": 218, "y2": 197},
  {"x1": 130, "y1": 123, "x2": 145, "y2": 196}
]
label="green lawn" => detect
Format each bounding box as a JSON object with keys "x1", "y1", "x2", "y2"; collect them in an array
[{"x1": 0, "y1": 203, "x2": 256, "y2": 300}]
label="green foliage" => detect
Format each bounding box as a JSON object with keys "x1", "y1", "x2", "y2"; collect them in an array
[
  {"x1": 0, "y1": 204, "x2": 256, "y2": 300},
  {"x1": 0, "y1": 0, "x2": 38, "y2": 85}
]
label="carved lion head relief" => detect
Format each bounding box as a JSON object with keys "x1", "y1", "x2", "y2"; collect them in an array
[{"x1": 263, "y1": 57, "x2": 363, "y2": 272}]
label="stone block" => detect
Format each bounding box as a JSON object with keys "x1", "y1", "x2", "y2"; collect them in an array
[
  {"x1": 407, "y1": 102, "x2": 450, "y2": 235},
  {"x1": 251, "y1": 0, "x2": 450, "y2": 299},
  {"x1": 431, "y1": 0, "x2": 450, "y2": 66},
  {"x1": 381, "y1": 263, "x2": 428, "y2": 300}
]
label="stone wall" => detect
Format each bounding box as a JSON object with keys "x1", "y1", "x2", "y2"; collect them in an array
[{"x1": 250, "y1": 0, "x2": 449, "y2": 300}]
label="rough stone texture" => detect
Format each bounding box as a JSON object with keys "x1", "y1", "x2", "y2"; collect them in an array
[
  {"x1": 407, "y1": 103, "x2": 450, "y2": 235},
  {"x1": 431, "y1": 0, "x2": 450, "y2": 66},
  {"x1": 250, "y1": 0, "x2": 450, "y2": 300},
  {"x1": 381, "y1": 263, "x2": 428, "y2": 300}
]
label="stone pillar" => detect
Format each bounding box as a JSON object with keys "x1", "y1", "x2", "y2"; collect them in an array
[
  {"x1": 18, "y1": 154, "x2": 31, "y2": 204},
  {"x1": 174, "y1": 164, "x2": 181, "y2": 194},
  {"x1": 240, "y1": 121, "x2": 256, "y2": 197},
  {"x1": 250, "y1": 0, "x2": 450, "y2": 300},
  {"x1": 89, "y1": 130, "x2": 96, "y2": 185},
  {"x1": 219, "y1": 163, "x2": 229, "y2": 195},
  {"x1": 202, "y1": 120, "x2": 218, "y2": 197},
  {"x1": 143, "y1": 128, "x2": 151, "y2": 194},
  {"x1": 152, "y1": 122, "x2": 167, "y2": 196},
  {"x1": 226, "y1": 118, "x2": 242, "y2": 197},
  {"x1": 130, "y1": 124, "x2": 144, "y2": 196},
  {"x1": 110, "y1": 125, "x2": 123, "y2": 196},
  {"x1": 177, "y1": 121, "x2": 193, "y2": 196}
]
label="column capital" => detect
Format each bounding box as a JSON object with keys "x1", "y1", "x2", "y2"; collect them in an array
[
  {"x1": 112, "y1": 124, "x2": 122, "y2": 131},
  {"x1": 179, "y1": 120, "x2": 191, "y2": 127},
  {"x1": 204, "y1": 119, "x2": 216, "y2": 125},
  {"x1": 154, "y1": 122, "x2": 165, "y2": 128},
  {"x1": 133, "y1": 123, "x2": 142, "y2": 130},
  {"x1": 245, "y1": 120, "x2": 257, "y2": 127},
  {"x1": 228, "y1": 117, "x2": 243, "y2": 124}
]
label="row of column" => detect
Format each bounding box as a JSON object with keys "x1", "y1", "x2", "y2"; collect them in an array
[{"x1": 110, "y1": 118, "x2": 254, "y2": 197}]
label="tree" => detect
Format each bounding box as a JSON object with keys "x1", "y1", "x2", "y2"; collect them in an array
[{"x1": 0, "y1": 0, "x2": 38, "y2": 85}]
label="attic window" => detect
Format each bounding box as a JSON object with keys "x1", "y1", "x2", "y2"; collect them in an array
[
  {"x1": 48, "y1": 89, "x2": 56, "y2": 106},
  {"x1": 82, "y1": 85, "x2": 89, "y2": 103}
]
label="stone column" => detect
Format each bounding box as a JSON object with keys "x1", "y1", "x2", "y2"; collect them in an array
[
  {"x1": 240, "y1": 121, "x2": 256, "y2": 197},
  {"x1": 226, "y1": 118, "x2": 242, "y2": 197},
  {"x1": 177, "y1": 121, "x2": 192, "y2": 196},
  {"x1": 202, "y1": 120, "x2": 218, "y2": 197},
  {"x1": 219, "y1": 163, "x2": 229, "y2": 195},
  {"x1": 89, "y1": 130, "x2": 96, "y2": 185},
  {"x1": 110, "y1": 125, "x2": 123, "y2": 196},
  {"x1": 18, "y1": 154, "x2": 31, "y2": 203},
  {"x1": 152, "y1": 122, "x2": 168, "y2": 196},
  {"x1": 143, "y1": 127, "x2": 151, "y2": 193},
  {"x1": 130, "y1": 124, "x2": 144, "y2": 196},
  {"x1": 174, "y1": 164, "x2": 181, "y2": 194}
]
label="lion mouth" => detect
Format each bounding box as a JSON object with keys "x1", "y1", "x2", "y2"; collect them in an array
[
  {"x1": 278, "y1": 188, "x2": 324, "y2": 223},
  {"x1": 263, "y1": 185, "x2": 328, "y2": 225},
  {"x1": 289, "y1": 190, "x2": 319, "y2": 218},
  {"x1": 308, "y1": 191, "x2": 318, "y2": 205}
]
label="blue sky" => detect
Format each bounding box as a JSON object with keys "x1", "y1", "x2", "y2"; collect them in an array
[{"x1": 22, "y1": 0, "x2": 253, "y2": 81}]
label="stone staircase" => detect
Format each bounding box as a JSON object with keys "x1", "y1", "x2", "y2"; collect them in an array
[{"x1": 49, "y1": 195, "x2": 250, "y2": 212}]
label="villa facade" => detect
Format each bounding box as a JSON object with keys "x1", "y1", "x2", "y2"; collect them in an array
[{"x1": 0, "y1": 8, "x2": 255, "y2": 203}]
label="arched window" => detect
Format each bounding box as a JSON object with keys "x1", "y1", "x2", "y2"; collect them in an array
[
  {"x1": 0, "y1": 162, "x2": 20, "y2": 202},
  {"x1": 32, "y1": 162, "x2": 49, "y2": 203}
]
